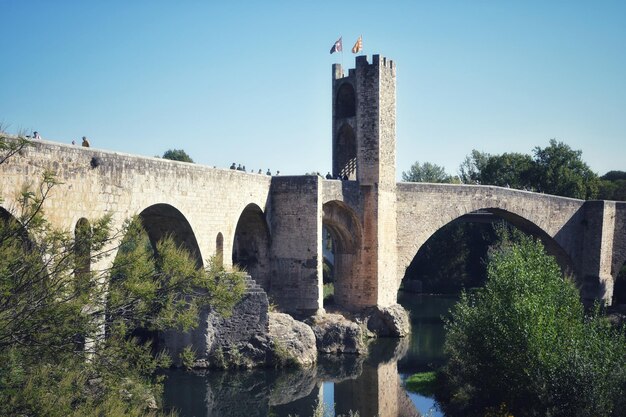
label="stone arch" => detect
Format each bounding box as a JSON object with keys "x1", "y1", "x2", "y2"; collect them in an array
[
  {"x1": 138, "y1": 203, "x2": 202, "y2": 267},
  {"x1": 0, "y1": 206, "x2": 32, "y2": 249},
  {"x1": 74, "y1": 217, "x2": 92, "y2": 293},
  {"x1": 232, "y1": 203, "x2": 270, "y2": 290},
  {"x1": 215, "y1": 232, "x2": 224, "y2": 267},
  {"x1": 401, "y1": 207, "x2": 577, "y2": 292},
  {"x1": 323, "y1": 200, "x2": 362, "y2": 307},
  {"x1": 334, "y1": 123, "x2": 357, "y2": 180},
  {"x1": 336, "y1": 82, "x2": 356, "y2": 118}
]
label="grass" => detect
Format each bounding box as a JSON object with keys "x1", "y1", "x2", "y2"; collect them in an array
[
  {"x1": 323, "y1": 283, "x2": 334, "y2": 304},
  {"x1": 405, "y1": 371, "x2": 437, "y2": 397}
]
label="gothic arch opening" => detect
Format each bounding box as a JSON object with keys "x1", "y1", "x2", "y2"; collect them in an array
[
  {"x1": 74, "y1": 218, "x2": 92, "y2": 294},
  {"x1": 334, "y1": 123, "x2": 357, "y2": 180},
  {"x1": 401, "y1": 208, "x2": 576, "y2": 295},
  {"x1": 138, "y1": 203, "x2": 202, "y2": 267},
  {"x1": 0, "y1": 207, "x2": 30, "y2": 247},
  {"x1": 322, "y1": 201, "x2": 361, "y2": 308},
  {"x1": 336, "y1": 83, "x2": 356, "y2": 118},
  {"x1": 232, "y1": 203, "x2": 270, "y2": 290},
  {"x1": 108, "y1": 204, "x2": 201, "y2": 353},
  {"x1": 215, "y1": 232, "x2": 224, "y2": 267}
]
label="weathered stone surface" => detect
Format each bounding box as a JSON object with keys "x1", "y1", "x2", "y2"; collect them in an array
[
  {"x1": 163, "y1": 275, "x2": 271, "y2": 369},
  {"x1": 268, "y1": 312, "x2": 317, "y2": 367},
  {"x1": 365, "y1": 304, "x2": 410, "y2": 338},
  {"x1": 307, "y1": 313, "x2": 366, "y2": 354}
]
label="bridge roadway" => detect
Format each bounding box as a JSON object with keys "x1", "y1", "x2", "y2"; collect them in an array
[{"x1": 1, "y1": 138, "x2": 625, "y2": 312}]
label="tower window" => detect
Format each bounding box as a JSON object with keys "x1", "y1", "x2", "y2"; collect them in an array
[{"x1": 336, "y1": 83, "x2": 356, "y2": 118}]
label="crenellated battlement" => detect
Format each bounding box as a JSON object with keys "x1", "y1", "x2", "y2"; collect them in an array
[{"x1": 332, "y1": 54, "x2": 395, "y2": 81}]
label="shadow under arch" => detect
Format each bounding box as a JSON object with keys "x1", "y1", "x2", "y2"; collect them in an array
[
  {"x1": 232, "y1": 203, "x2": 270, "y2": 290},
  {"x1": 323, "y1": 200, "x2": 362, "y2": 308},
  {"x1": 215, "y1": 232, "x2": 224, "y2": 267},
  {"x1": 74, "y1": 218, "x2": 91, "y2": 275},
  {"x1": 138, "y1": 203, "x2": 202, "y2": 267},
  {"x1": 402, "y1": 208, "x2": 578, "y2": 294},
  {"x1": 0, "y1": 206, "x2": 31, "y2": 246},
  {"x1": 614, "y1": 259, "x2": 626, "y2": 305}
]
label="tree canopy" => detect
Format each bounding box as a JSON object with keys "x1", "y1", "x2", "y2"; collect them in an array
[
  {"x1": 598, "y1": 171, "x2": 626, "y2": 201},
  {"x1": 162, "y1": 149, "x2": 194, "y2": 163},
  {"x1": 402, "y1": 161, "x2": 459, "y2": 183},
  {"x1": 458, "y1": 139, "x2": 600, "y2": 199},
  {"x1": 438, "y1": 234, "x2": 626, "y2": 417}
]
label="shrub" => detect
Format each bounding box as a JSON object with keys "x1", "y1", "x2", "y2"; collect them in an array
[{"x1": 437, "y1": 236, "x2": 626, "y2": 417}]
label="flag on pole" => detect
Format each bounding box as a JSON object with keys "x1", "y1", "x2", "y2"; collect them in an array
[
  {"x1": 330, "y1": 37, "x2": 342, "y2": 54},
  {"x1": 351, "y1": 35, "x2": 363, "y2": 53}
]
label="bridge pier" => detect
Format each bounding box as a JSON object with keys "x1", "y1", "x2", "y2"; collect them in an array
[{"x1": 580, "y1": 201, "x2": 617, "y2": 305}]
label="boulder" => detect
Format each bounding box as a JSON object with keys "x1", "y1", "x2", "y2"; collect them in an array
[
  {"x1": 365, "y1": 304, "x2": 410, "y2": 337},
  {"x1": 307, "y1": 313, "x2": 366, "y2": 354},
  {"x1": 268, "y1": 312, "x2": 317, "y2": 367}
]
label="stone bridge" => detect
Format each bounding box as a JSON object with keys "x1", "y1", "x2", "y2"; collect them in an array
[{"x1": 1, "y1": 54, "x2": 625, "y2": 315}]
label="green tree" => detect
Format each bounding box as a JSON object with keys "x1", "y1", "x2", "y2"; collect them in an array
[
  {"x1": 402, "y1": 161, "x2": 459, "y2": 183},
  {"x1": 0, "y1": 135, "x2": 244, "y2": 416},
  {"x1": 162, "y1": 149, "x2": 194, "y2": 163},
  {"x1": 532, "y1": 139, "x2": 599, "y2": 199},
  {"x1": 479, "y1": 152, "x2": 535, "y2": 190},
  {"x1": 459, "y1": 140, "x2": 600, "y2": 199},
  {"x1": 598, "y1": 171, "x2": 626, "y2": 201},
  {"x1": 438, "y1": 235, "x2": 626, "y2": 417},
  {"x1": 459, "y1": 150, "x2": 490, "y2": 184}
]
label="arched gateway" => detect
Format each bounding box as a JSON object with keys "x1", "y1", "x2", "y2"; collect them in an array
[{"x1": 1, "y1": 54, "x2": 625, "y2": 316}]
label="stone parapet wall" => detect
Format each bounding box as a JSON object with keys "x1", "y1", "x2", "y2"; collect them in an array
[
  {"x1": 396, "y1": 182, "x2": 586, "y2": 289},
  {"x1": 1, "y1": 138, "x2": 272, "y2": 270}
]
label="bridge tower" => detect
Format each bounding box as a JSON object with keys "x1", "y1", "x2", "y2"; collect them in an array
[{"x1": 332, "y1": 55, "x2": 398, "y2": 308}]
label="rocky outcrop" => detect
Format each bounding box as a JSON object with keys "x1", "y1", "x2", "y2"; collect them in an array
[
  {"x1": 163, "y1": 274, "x2": 272, "y2": 369},
  {"x1": 365, "y1": 304, "x2": 410, "y2": 337},
  {"x1": 307, "y1": 313, "x2": 367, "y2": 354},
  {"x1": 268, "y1": 312, "x2": 317, "y2": 367}
]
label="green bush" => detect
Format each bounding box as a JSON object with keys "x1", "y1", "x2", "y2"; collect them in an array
[{"x1": 437, "y1": 236, "x2": 626, "y2": 417}]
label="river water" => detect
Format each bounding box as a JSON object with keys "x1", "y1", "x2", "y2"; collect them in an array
[{"x1": 163, "y1": 293, "x2": 456, "y2": 417}]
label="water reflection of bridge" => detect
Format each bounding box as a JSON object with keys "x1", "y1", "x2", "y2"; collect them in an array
[{"x1": 164, "y1": 337, "x2": 422, "y2": 417}]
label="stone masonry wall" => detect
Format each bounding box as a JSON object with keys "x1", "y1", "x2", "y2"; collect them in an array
[
  {"x1": 0, "y1": 139, "x2": 272, "y2": 274},
  {"x1": 268, "y1": 176, "x2": 322, "y2": 314},
  {"x1": 396, "y1": 182, "x2": 586, "y2": 289}
]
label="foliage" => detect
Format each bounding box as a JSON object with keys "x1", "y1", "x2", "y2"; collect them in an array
[
  {"x1": 404, "y1": 371, "x2": 437, "y2": 397},
  {"x1": 0, "y1": 135, "x2": 244, "y2": 416},
  {"x1": 323, "y1": 283, "x2": 334, "y2": 304},
  {"x1": 179, "y1": 346, "x2": 196, "y2": 371},
  {"x1": 458, "y1": 139, "x2": 600, "y2": 199},
  {"x1": 162, "y1": 149, "x2": 194, "y2": 163},
  {"x1": 532, "y1": 139, "x2": 599, "y2": 199},
  {"x1": 437, "y1": 236, "x2": 626, "y2": 417},
  {"x1": 402, "y1": 161, "x2": 459, "y2": 183},
  {"x1": 271, "y1": 337, "x2": 299, "y2": 368},
  {"x1": 404, "y1": 221, "x2": 510, "y2": 293},
  {"x1": 598, "y1": 170, "x2": 626, "y2": 201}
]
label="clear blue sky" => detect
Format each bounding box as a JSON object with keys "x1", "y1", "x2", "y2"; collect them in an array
[{"x1": 2, "y1": 1, "x2": 625, "y2": 178}]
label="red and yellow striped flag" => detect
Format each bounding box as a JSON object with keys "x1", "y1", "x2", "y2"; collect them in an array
[{"x1": 351, "y1": 35, "x2": 362, "y2": 53}]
